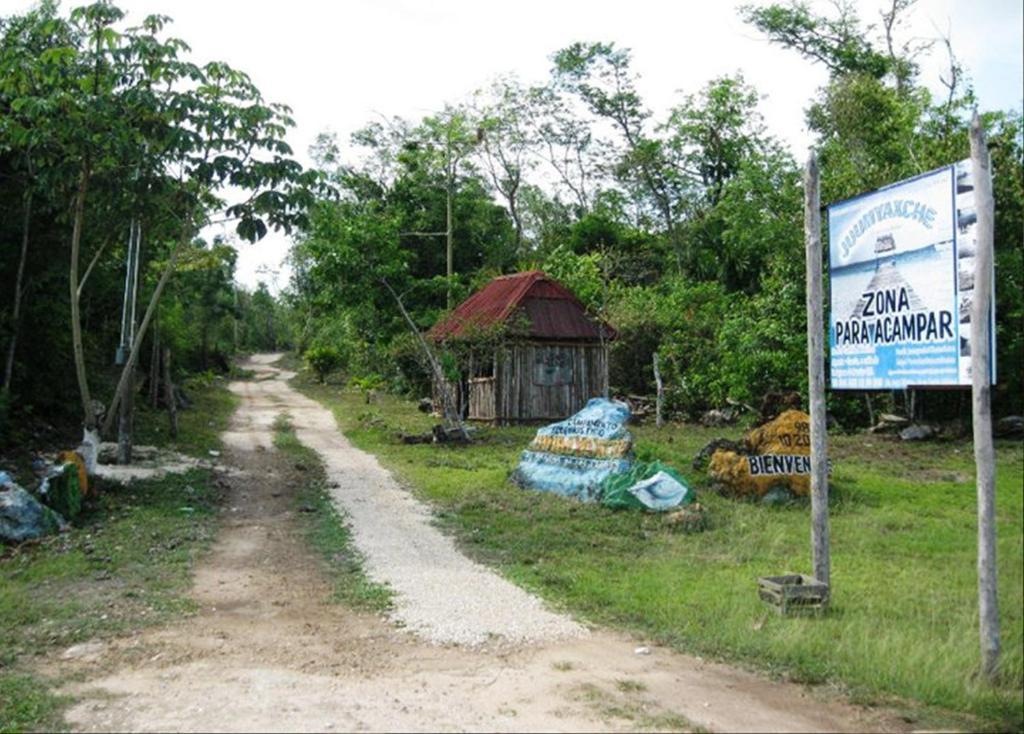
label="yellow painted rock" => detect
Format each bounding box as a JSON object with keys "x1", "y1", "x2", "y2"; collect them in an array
[{"x1": 708, "y1": 410, "x2": 812, "y2": 498}]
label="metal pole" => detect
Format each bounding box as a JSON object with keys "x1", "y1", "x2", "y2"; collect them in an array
[
  {"x1": 116, "y1": 219, "x2": 141, "y2": 365},
  {"x1": 804, "y1": 150, "x2": 830, "y2": 586},
  {"x1": 969, "y1": 111, "x2": 1000, "y2": 680}
]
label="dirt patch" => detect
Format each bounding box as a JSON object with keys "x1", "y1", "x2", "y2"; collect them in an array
[{"x1": 54, "y1": 355, "x2": 914, "y2": 732}]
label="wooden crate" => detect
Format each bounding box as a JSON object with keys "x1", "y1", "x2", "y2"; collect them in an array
[{"x1": 757, "y1": 574, "x2": 830, "y2": 616}]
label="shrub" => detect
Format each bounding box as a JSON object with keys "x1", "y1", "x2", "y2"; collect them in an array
[{"x1": 305, "y1": 346, "x2": 344, "y2": 384}]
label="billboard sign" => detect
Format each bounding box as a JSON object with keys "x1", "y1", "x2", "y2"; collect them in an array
[{"x1": 827, "y1": 160, "x2": 994, "y2": 389}]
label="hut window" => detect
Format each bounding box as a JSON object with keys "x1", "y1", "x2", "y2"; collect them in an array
[
  {"x1": 471, "y1": 352, "x2": 494, "y2": 379},
  {"x1": 533, "y1": 347, "x2": 573, "y2": 386}
]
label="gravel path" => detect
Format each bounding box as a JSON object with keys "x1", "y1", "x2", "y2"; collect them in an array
[{"x1": 234, "y1": 354, "x2": 586, "y2": 646}]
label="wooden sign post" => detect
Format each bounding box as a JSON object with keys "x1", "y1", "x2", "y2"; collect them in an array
[
  {"x1": 804, "y1": 150, "x2": 830, "y2": 587},
  {"x1": 969, "y1": 112, "x2": 1000, "y2": 680}
]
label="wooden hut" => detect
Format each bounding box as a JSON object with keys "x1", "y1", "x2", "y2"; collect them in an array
[{"x1": 429, "y1": 270, "x2": 615, "y2": 424}]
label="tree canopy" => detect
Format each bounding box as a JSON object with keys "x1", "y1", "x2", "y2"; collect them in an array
[{"x1": 1, "y1": 0, "x2": 1020, "y2": 446}]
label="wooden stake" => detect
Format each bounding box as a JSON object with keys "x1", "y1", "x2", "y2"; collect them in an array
[
  {"x1": 804, "y1": 150, "x2": 830, "y2": 586},
  {"x1": 149, "y1": 327, "x2": 160, "y2": 409},
  {"x1": 653, "y1": 352, "x2": 664, "y2": 428},
  {"x1": 163, "y1": 346, "x2": 178, "y2": 439},
  {"x1": 969, "y1": 112, "x2": 1000, "y2": 680}
]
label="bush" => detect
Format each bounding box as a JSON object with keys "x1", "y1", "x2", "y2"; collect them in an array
[{"x1": 305, "y1": 346, "x2": 344, "y2": 384}]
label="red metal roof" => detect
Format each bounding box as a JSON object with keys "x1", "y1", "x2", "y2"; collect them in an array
[{"x1": 429, "y1": 270, "x2": 615, "y2": 342}]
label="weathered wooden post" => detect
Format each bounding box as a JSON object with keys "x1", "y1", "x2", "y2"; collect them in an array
[
  {"x1": 969, "y1": 112, "x2": 1000, "y2": 680},
  {"x1": 804, "y1": 150, "x2": 830, "y2": 587},
  {"x1": 653, "y1": 352, "x2": 664, "y2": 428}
]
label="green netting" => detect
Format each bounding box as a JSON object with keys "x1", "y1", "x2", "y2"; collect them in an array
[{"x1": 598, "y1": 460, "x2": 694, "y2": 511}]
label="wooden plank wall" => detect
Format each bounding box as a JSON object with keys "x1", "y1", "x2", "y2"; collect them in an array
[
  {"x1": 496, "y1": 341, "x2": 607, "y2": 423},
  {"x1": 468, "y1": 377, "x2": 496, "y2": 419}
]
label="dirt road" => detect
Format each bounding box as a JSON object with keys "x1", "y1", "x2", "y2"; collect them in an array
[{"x1": 60, "y1": 354, "x2": 908, "y2": 732}]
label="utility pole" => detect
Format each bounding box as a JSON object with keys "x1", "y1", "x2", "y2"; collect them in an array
[
  {"x1": 969, "y1": 111, "x2": 1000, "y2": 680},
  {"x1": 804, "y1": 150, "x2": 830, "y2": 587},
  {"x1": 446, "y1": 126, "x2": 454, "y2": 310}
]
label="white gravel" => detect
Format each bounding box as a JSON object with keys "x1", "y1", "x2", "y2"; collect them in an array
[{"x1": 233, "y1": 354, "x2": 587, "y2": 647}]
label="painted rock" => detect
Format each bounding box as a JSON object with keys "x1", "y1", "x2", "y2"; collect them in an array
[
  {"x1": 708, "y1": 409, "x2": 813, "y2": 498},
  {"x1": 511, "y1": 398, "x2": 633, "y2": 501}
]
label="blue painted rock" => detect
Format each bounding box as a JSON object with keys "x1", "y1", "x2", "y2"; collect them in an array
[{"x1": 511, "y1": 398, "x2": 633, "y2": 501}]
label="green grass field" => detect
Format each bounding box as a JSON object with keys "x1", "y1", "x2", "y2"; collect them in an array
[
  {"x1": 294, "y1": 370, "x2": 1023, "y2": 731},
  {"x1": 0, "y1": 378, "x2": 236, "y2": 733}
]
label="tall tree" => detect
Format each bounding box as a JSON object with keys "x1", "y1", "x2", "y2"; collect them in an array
[{"x1": 472, "y1": 76, "x2": 538, "y2": 254}]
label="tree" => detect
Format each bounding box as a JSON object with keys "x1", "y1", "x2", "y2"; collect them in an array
[
  {"x1": 1, "y1": 5, "x2": 81, "y2": 403},
  {"x1": 552, "y1": 42, "x2": 679, "y2": 236},
  {"x1": 740, "y1": 0, "x2": 893, "y2": 78},
  {"x1": 530, "y1": 83, "x2": 605, "y2": 215},
  {"x1": 0, "y1": 1, "x2": 319, "y2": 439},
  {"x1": 99, "y1": 29, "x2": 320, "y2": 437},
  {"x1": 472, "y1": 76, "x2": 538, "y2": 254}
]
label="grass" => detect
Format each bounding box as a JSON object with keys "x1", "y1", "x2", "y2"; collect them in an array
[
  {"x1": 133, "y1": 372, "x2": 238, "y2": 457},
  {"x1": 292, "y1": 367, "x2": 1023, "y2": 732},
  {"x1": 572, "y1": 680, "x2": 700, "y2": 731},
  {"x1": 272, "y1": 415, "x2": 393, "y2": 613},
  {"x1": 0, "y1": 377, "x2": 236, "y2": 733},
  {"x1": 0, "y1": 673, "x2": 69, "y2": 734}
]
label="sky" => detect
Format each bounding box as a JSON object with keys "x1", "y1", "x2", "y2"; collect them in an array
[{"x1": 3, "y1": 0, "x2": 1021, "y2": 292}]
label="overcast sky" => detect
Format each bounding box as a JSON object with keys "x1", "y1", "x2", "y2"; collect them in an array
[{"x1": 3, "y1": 0, "x2": 1021, "y2": 292}]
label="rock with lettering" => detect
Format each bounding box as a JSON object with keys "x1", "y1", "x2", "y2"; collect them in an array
[
  {"x1": 512, "y1": 398, "x2": 633, "y2": 502},
  {"x1": 708, "y1": 410, "x2": 813, "y2": 498}
]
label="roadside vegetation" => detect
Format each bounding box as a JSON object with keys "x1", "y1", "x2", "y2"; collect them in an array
[
  {"x1": 0, "y1": 378, "x2": 235, "y2": 733},
  {"x1": 292, "y1": 368, "x2": 1023, "y2": 732},
  {"x1": 286, "y1": 3, "x2": 1023, "y2": 430}
]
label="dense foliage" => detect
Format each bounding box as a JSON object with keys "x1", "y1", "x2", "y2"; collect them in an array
[
  {"x1": 2, "y1": 0, "x2": 1021, "y2": 447},
  {"x1": 0, "y1": 1, "x2": 308, "y2": 444},
  {"x1": 289, "y1": 1, "x2": 1022, "y2": 422}
]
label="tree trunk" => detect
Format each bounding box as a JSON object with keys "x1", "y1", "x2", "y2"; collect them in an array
[
  {"x1": 508, "y1": 192, "x2": 523, "y2": 256},
  {"x1": 149, "y1": 327, "x2": 160, "y2": 409},
  {"x1": 380, "y1": 277, "x2": 467, "y2": 439},
  {"x1": 163, "y1": 346, "x2": 178, "y2": 439},
  {"x1": 2, "y1": 189, "x2": 32, "y2": 395},
  {"x1": 116, "y1": 361, "x2": 135, "y2": 464},
  {"x1": 69, "y1": 165, "x2": 95, "y2": 430}
]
